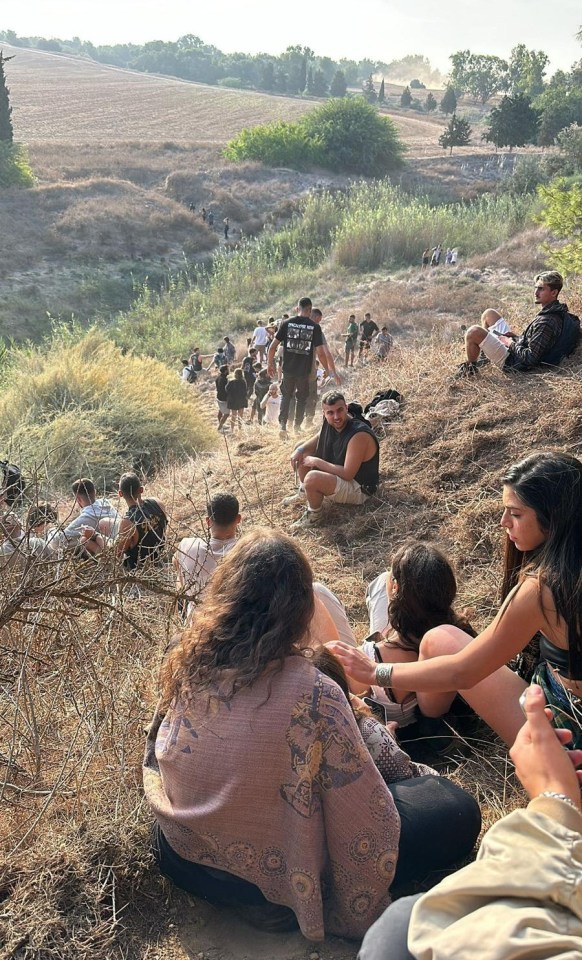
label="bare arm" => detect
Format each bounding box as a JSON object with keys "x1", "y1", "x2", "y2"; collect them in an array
[
  {"x1": 302, "y1": 432, "x2": 374, "y2": 482},
  {"x1": 115, "y1": 516, "x2": 137, "y2": 557},
  {"x1": 330, "y1": 578, "x2": 550, "y2": 692},
  {"x1": 266, "y1": 338, "x2": 279, "y2": 378}
]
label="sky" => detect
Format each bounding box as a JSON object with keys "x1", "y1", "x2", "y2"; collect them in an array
[{"x1": 1, "y1": 0, "x2": 580, "y2": 74}]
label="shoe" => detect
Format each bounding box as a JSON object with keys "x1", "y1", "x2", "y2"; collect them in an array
[
  {"x1": 290, "y1": 509, "x2": 323, "y2": 531},
  {"x1": 279, "y1": 428, "x2": 288, "y2": 440},
  {"x1": 293, "y1": 423, "x2": 304, "y2": 434},
  {"x1": 453, "y1": 361, "x2": 478, "y2": 379},
  {"x1": 282, "y1": 490, "x2": 305, "y2": 506}
]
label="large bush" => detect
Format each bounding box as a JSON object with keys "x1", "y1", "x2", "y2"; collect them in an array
[
  {"x1": 225, "y1": 98, "x2": 404, "y2": 176},
  {"x1": 224, "y1": 120, "x2": 322, "y2": 169},
  {"x1": 0, "y1": 328, "x2": 213, "y2": 488},
  {"x1": 535, "y1": 176, "x2": 582, "y2": 276}
]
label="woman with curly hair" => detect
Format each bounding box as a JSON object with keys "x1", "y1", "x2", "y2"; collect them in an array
[{"x1": 143, "y1": 529, "x2": 401, "y2": 941}]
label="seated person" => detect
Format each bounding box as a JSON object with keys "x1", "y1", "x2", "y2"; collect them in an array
[
  {"x1": 314, "y1": 649, "x2": 480, "y2": 890},
  {"x1": 0, "y1": 509, "x2": 55, "y2": 567},
  {"x1": 358, "y1": 543, "x2": 475, "y2": 730},
  {"x1": 50, "y1": 478, "x2": 120, "y2": 548},
  {"x1": 457, "y1": 271, "x2": 579, "y2": 377},
  {"x1": 25, "y1": 503, "x2": 59, "y2": 559},
  {"x1": 144, "y1": 529, "x2": 401, "y2": 941},
  {"x1": 85, "y1": 473, "x2": 167, "y2": 569},
  {"x1": 286, "y1": 390, "x2": 380, "y2": 530},
  {"x1": 173, "y1": 493, "x2": 241, "y2": 618},
  {"x1": 358, "y1": 684, "x2": 582, "y2": 960},
  {"x1": 373, "y1": 327, "x2": 393, "y2": 360}
]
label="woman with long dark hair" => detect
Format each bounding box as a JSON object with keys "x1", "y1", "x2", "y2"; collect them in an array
[
  {"x1": 360, "y1": 542, "x2": 475, "y2": 729},
  {"x1": 144, "y1": 529, "x2": 401, "y2": 941},
  {"x1": 331, "y1": 451, "x2": 582, "y2": 747}
]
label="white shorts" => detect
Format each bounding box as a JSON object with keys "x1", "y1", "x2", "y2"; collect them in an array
[
  {"x1": 489, "y1": 316, "x2": 511, "y2": 335},
  {"x1": 480, "y1": 332, "x2": 509, "y2": 369},
  {"x1": 217, "y1": 400, "x2": 228, "y2": 415},
  {"x1": 328, "y1": 476, "x2": 369, "y2": 505}
]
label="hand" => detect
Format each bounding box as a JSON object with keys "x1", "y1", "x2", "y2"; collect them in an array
[
  {"x1": 509, "y1": 684, "x2": 582, "y2": 809},
  {"x1": 498, "y1": 335, "x2": 513, "y2": 347},
  {"x1": 302, "y1": 455, "x2": 322, "y2": 470},
  {"x1": 333, "y1": 373, "x2": 343, "y2": 386},
  {"x1": 326, "y1": 640, "x2": 377, "y2": 687},
  {"x1": 267, "y1": 365, "x2": 276, "y2": 379},
  {"x1": 290, "y1": 447, "x2": 305, "y2": 467}
]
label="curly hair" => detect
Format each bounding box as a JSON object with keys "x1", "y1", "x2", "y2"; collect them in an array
[
  {"x1": 161, "y1": 528, "x2": 315, "y2": 708},
  {"x1": 388, "y1": 542, "x2": 475, "y2": 651}
]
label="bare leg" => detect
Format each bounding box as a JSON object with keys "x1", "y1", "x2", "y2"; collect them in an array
[
  {"x1": 417, "y1": 625, "x2": 527, "y2": 746},
  {"x1": 303, "y1": 469, "x2": 337, "y2": 510},
  {"x1": 464, "y1": 325, "x2": 488, "y2": 363},
  {"x1": 481, "y1": 308, "x2": 503, "y2": 330}
]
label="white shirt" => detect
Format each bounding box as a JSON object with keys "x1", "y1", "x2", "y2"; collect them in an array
[
  {"x1": 261, "y1": 394, "x2": 281, "y2": 424},
  {"x1": 175, "y1": 535, "x2": 238, "y2": 597},
  {"x1": 51, "y1": 497, "x2": 121, "y2": 546},
  {"x1": 252, "y1": 326, "x2": 269, "y2": 346}
]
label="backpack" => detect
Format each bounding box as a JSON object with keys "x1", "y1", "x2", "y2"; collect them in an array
[
  {"x1": 184, "y1": 365, "x2": 198, "y2": 384},
  {"x1": 542, "y1": 311, "x2": 580, "y2": 366},
  {"x1": 364, "y1": 389, "x2": 403, "y2": 414},
  {"x1": 0, "y1": 461, "x2": 25, "y2": 505}
]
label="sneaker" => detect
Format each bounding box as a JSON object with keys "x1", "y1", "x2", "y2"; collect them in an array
[
  {"x1": 282, "y1": 490, "x2": 305, "y2": 506},
  {"x1": 475, "y1": 354, "x2": 490, "y2": 368},
  {"x1": 290, "y1": 509, "x2": 323, "y2": 531},
  {"x1": 453, "y1": 361, "x2": 478, "y2": 379}
]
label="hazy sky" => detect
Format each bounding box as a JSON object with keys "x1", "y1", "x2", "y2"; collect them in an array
[{"x1": 1, "y1": 0, "x2": 580, "y2": 73}]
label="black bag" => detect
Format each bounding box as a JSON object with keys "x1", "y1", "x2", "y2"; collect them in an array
[
  {"x1": 184, "y1": 365, "x2": 198, "y2": 384},
  {"x1": 0, "y1": 461, "x2": 25, "y2": 505},
  {"x1": 364, "y1": 389, "x2": 403, "y2": 414}
]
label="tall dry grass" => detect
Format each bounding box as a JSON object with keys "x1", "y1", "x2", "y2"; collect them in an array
[{"x1": 0, "y1": 327, "x2": 213, "y2": 489}]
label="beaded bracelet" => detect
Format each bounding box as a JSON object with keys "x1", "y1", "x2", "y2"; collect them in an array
[{"x1": 537, "y1": 791, "x2": 581, "y2": 813}]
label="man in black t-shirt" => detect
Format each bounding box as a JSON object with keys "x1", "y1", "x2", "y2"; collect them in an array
[
  {"x1": 267, "y1": 296, "x2": 326, "y2": 437},
  {"x1": 359, "y1": 313, "x2": 380, "y2": 359}
]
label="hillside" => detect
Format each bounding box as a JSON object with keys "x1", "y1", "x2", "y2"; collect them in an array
[
  {"x1": 0, "y1": 44, "x2": 523, "y2": 341},
  {"x1": 2, "y1": 276, "x2": 581, "y2": 960}
]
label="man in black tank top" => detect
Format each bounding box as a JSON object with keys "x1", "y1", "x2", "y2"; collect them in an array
[
  {"x1": 116, "y1": 472, "x2": 168, "y2": 569},
  {"x1": 286, "y1": 390, "x2": 380, "y2": 529}
]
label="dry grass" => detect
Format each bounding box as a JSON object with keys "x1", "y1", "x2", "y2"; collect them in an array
[{"x1": 2, "y1": 274, "x2": 580, "y2": 956}]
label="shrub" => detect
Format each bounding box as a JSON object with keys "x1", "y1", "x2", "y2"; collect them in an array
[
  {"x1": 0, "y1": 328, "x2": 213, "y2": 488},
  {"x1": 224, "y1": 121, "x2": 323, "y2": 170},
  {"x1": 225, "y1": 98, "x2": 405, "y2": 176},
  {"x1": 0, "y1": 142, "x2": 34, "y2": 187},
  {"x1": 301, "y1": 97, "x2": 405, "y2": 175},
  {"x1": 535, "y1": 176, "x2": 582, "y2": 276}
]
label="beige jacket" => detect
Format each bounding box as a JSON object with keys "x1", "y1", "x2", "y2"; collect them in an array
[{"x1": 409, "y1": 796, "x2": 582, "y2": 960}]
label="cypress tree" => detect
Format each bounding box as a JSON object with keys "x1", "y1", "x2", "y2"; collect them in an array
[{"x1": 0, "y1": 51, "x2": 14, "y2": 143}]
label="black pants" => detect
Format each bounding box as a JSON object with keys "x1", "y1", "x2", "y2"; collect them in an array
[
  {"x1": 279, "y1": 374, "x2": 309, "y2": 429},
  {"x1": 153, "y1": 822, "x2": 268, "y2": 905},
  {"x1": 305, "y1": 373, "x2": 319, "y2": 421},
  {"x1": 358, "y1": 894, "x2": 421, "y2": 960},
  {"x1": 388, "y1": 775, "x2": 481, "y2": 888}
]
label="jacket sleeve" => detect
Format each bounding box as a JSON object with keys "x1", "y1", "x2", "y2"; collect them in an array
[
  {"x1": 507, "y1": 315, "x2": 561, "y2": 369},
  {"x1": 409, "y1": 798, "x2": 582, "y2": 960}
]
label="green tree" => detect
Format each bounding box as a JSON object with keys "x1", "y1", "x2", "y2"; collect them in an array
[
  {"x1": 305, "y1": 65, "x2": 314, "y2": 94},
  {"x1": 410, "y1": 78, "x2": 425, "y2": 89},
  {"x1": 438, "y1": 113, "x2": 472, "y2": 154},
  {"x1": 330, "y1": 69, "x2": 347, "y2": 98},
  {"x1": 557, "y1": 123, "x2": 582, "y2": 171},
  {"x1": 301, "y1": 97, "x2": 405, "y2": 174},
  {"x1": 535, "y1": 84, "x2": 582, "y2": 145},
  {"x1": 400, "y1": 85, "x2": 412, "y2": 107},
  {"x1": 378, "y1": 78, "x2": 385, "y2": 103},
  {"x1": 508, "y1": 44, "x2": 548, "y2": 99},
  {"x1": 224, "y1": 120, "x2": 322, "y2": 169},
  {"x1": 535, "y1": 177, "x2": 582, "y2": 275},
  {"x1": 449, "y1": 50, "x2": 508, "y2": 102},
  {"x1": 425, "y1": 92, "x2": 437, "y2": 112},
  {"x1": 440, "y1": 85, "x2": 457, "y2": 114},
  {"x1": 362, "y1": 74, "x2": 377, "y2": 103},
  {"x1": 483, "y1": 95, "x2": 539, "y2": 149},
  {"x1": 311, "y1": 69, "x2": 328, "y2": 98},
  {"x1": 259, "y1": 60, "x2": 276, "y2": 91},
  {"x1": 0, "y1": 50, "x2": 14, "y2": 143}
]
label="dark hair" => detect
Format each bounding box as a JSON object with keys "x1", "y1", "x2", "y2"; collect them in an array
[
  {"x1": 535, "y1": 271, "x2": 563, "y2": 293},
  {"x1": 26, "y1": 502, "x2": 57, "y2": 530},
  {"x1": 501, "y1": 451, "x2": 582, "y2": 674},
  {"x1": 234, "y1": 368, "x2": 243, "y2": 380},
  {"x1": 388, "y1": 542, "x2": 475, "y2": 651},
  {"x1": 71, "y1": 478, "x2": 95, "y2": 501},
  {"x1": 119, "y1": 472, "x2": 141, "y2": 498},
  {"x1": 311, "y1": 308, "x2": 322, "y2": 320},
  {"x1": 161, "y1": 529, "x2": 315, "y2": 706},
  {"x1": 311, "y1": 648, "x2": 369, "y2": 720},
  {"x1": 322, "y1": 390, "x2": 346, "y2": 407},
  {"x1": 298, "y1": 297, "x2": 312, "y2": 310},
  {"x1": 219, "y1": 364, "x2": 229, "y2": 375},
  {"x1": 207, "y1": 493, "x2": 239, "y2": 527},
  {"x1": 224, "y1": 337, "x2": 230, "y2": 342}
]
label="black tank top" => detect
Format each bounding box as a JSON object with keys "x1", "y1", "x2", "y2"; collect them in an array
[
  {"x1": 315, "y1": 418, "x2": 380, "y2": 493},
  {"x1": 124, "y1": 499, "x2": 167, "y2": 569}
]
